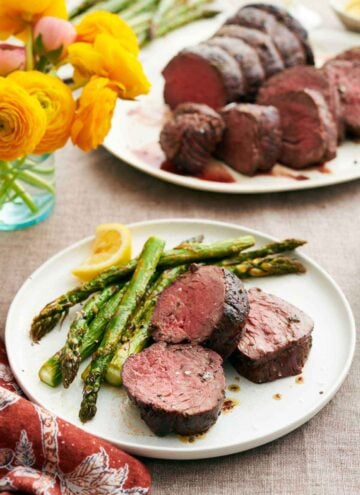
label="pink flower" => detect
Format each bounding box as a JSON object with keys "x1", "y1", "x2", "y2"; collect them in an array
[
  {"x1": 34, "y1": 16, "x2": 76, "y2": 56},
  {"x1": 0, "y1": 44, "x2": 26, "y2": 76}
]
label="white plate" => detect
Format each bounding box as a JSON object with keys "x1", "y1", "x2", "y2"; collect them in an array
[
  {"x1": 103, "y1": 2, "x2": 360, "y2": 193},
  {"x1": 5, "y1": 219, "x2": 356, "y2": 459}
]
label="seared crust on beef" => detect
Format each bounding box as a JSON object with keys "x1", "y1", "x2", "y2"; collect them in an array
[
  {"x1": 331, "y1": 47, "x2": 360, "y2": 64},
  {"x1": 257, "y1": 65, "x2": 343, "y2": 140},
  {"x1": 159, "y1": 103, "x2": 225, "y2": 174},
  {"x1": 323, "y1": 60, "x2": 360, "y2": 137},
  {"x1": 206, "y1": 36, "x2": 265, "y2": 98},
  {"x1": 163, "y1": 44, "x2": 244, "y2": 110},
  {"x1": 259, "y1": 88, "x2": 337, "y2": 168},
  {"x1": 249, "y1": 3, "x2": 314, "y2": 65},
  {"x1": 216, "y1": 25, "x2": 285, "y2": 77},
  {"x1": 225, "y1": 5, "x2": 306, "y2": 68},
  {"x1": 122, "y1": 342, "x2": 225, "y2": 436},
  {"x1": 150, "y1": 265, "x2": 249, "y2": 358},
  {"x1": 217, "y1": 103, "x2": 282, "y2": 175},
  {"x1": 231, "y1": 288, "x2": 314, "y2": 383}
]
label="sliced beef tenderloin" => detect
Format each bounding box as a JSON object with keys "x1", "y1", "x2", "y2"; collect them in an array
[
  {"x1": 331, "y1": 47, "x2": 360, "y2": 64},
  {"x1": 163, "y1": 44, "x2": 244, "y2": 110},
  {"x1": 159, "y1": 103, "x2": 225, "y2": 174},
  {"x1": 231, "y1": 288, "x2": 314, "y2": 383},
  {"x1": 217, "y1": 103, "x2": 281, "y2": 175},
  {"x1": 216, "y1": 25, "x2": 284, "y2": 78},
  {"x1": 151, "y1": 264, "x2": 249, "y2": 358},
  {"x1": 257, "y1": 65, "x2": 343, "y2": 140},
  {"x1": 258, "y1": 88, "x2": 337, "y2": 168},
  {"x1": 225, "y1": 5, "x2": 306, "y2": 68},
  {"x1": 248, "y1": 3, "x2": 314, "y2": 65},
  {"x1": 323, "y1": 60, "x2": 360, "y2": 137},
  {"x1": 122, "y1": 342, "x2": 225, "y2": 436},
  {"x1": 206, "y1": 37, "x2": 265, "y2": 98}
]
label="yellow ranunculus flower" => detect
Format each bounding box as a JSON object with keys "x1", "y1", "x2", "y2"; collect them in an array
[
  {"x1": 9, "y1": 71, "x2": 75, "y2": 154},
  {"x1": 71, "y1": 77, "x2": 117, "y2": 152},
  {"x1": 76, "y1": 11, "x2": 139, "y2": 56},
  {"x1": 68, "y1": 34, "x2": 151, "y2": 99},
  {"x1": 0, "y1": 77, "x2": 46, "y2": 161},
  {"x1": 0, "y1": 0, "x2": 67, "y2": 40}
]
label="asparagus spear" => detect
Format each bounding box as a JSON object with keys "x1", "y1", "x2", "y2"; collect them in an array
[
  {"x1": 219, "y1": 239, "x2": 306, "y2": 266},
  {"x1": 106, "y1": 265, "x2": 188, "y2": 386},
  {"x1": 39, "y1": 284, "x2": 128, "y2": 387},
  {"x1": 70, "y1": 0, "x2": 132, "y2": 22},
  {"x1": 30, "y1": 236, "x2": 255, "y2": 341},
  {"x1": 79, "y1": 236, "x2": 165, "y2": 422},
  {"x1": 231, "y1": 255, "x2": 306, "y2": 279},
  {"x1": 59, "y1": 284, "x2": 121, "y2": 388},
  {"x1": 68, "y1": 0, "x2": 104, "y2": 19},
  {"x1": 121, "y1": 0, "x2": 158, "y2": 21}
]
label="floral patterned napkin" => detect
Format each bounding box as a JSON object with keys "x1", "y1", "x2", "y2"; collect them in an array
[{"x1": 0, "y1": 342, "x2": 151, "y2": 494}]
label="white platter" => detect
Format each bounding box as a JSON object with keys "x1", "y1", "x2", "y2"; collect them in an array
[
  {"x1": 103, "y1": 2, "x2": 360, "y2": 193},
  {"x1": 6, "y1": 219, "x2": 356, "y2": 459}
]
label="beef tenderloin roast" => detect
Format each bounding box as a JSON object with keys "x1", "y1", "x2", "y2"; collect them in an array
[
  {"x1": 258, "y1": 87, "x2": 338, "y2": 168},
  {"x1": 159, "y1": 103, "x2": 225, "y2": 174},
  {"x1": 257, "y1": 65, "x2": 343, "y2": 139},
  {"x1": 225, "y1": 5, "x2": 306, "y2": 68},
  {"x1": 163, "y1": 44, "x2": 244, "y2": 110},
  {"x1": 231, "y1": 288, "x2": 314, "y2": 383},
  {"x1": 122, "y1": 342, "x2": 225, "y2": 436},
  {"x1": 217, "y1": 103, "x2": 282, "y2": 175},
  {"x1": 150, "y1": 264, "x2": 249, "y2": 358},
  {"x1": 216, "y1": 25, "x2": 285, "y2": 78},
  {"x1": 323, "y1": 59, "x2": 360, "y2": 137},
  {"x1": 206, "y1": 36, "x2": 265, "y2": 98}
]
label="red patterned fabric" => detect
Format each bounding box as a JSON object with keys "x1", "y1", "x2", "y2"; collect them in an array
[{"x1": 0, "y1": 341, "x2": 151, "y2": 494}]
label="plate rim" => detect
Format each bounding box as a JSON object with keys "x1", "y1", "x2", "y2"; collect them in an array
[
  {"x1": 5, "y1": 218, "x2": 357, "y2": 459},
  {"x1": 103, "y1": 137, "x2": 360, "y2": 195}
]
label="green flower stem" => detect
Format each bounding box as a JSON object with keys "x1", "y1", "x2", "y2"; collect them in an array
[
  {"x1": 30, "y1": 166, "x2": 55, "y2": 175},
  {"x1": 17, "y1": 170, "x2": 55, "y2": 194},
  {"x1": 10, "y1": 180, "x2": 38, "y2": 213}
]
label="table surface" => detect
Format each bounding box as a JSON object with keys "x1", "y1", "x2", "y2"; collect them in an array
[{"x1": 1, "y1": 2, "x2": 359, "y2": 494}]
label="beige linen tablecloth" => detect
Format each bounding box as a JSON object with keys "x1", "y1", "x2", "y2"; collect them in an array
[{"x1": 1, "y1": 3, "x2": 359, "y2": 494}]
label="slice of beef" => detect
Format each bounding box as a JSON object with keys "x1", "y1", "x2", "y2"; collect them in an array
[
  {"x1": 159, "y1": 103, "x2": 225, "y2": 174},
  {"x1": 323, "y1": 60, "x2": 360, "y2": 137},
  {"x1": 258, "y1": 88, "x2": 337, "y2": 168},
  {"x1": 257, "y1": 65, "x2": 343, "y2": 140},
  {"x1": 151, "y1": 264, "x2": 249, "y2": 358},
  {"x1": 163, "y1": 44, "x2": 244, "y2": 110},
  {"x1": 225, "y1": 5, "x2": 306, "y2": 67},
  {"x1": 216, "y1": 25, "x2": 284, "y2": 78},
  {"x1": 249, "y1": 3, "x2": 314, "y2": 65},
  {"x1": 206, "y1": 36, "x2": 265, "y2": 98},
  {"x1": 122, "y1": 342, "x2": 225, "y2": 436},
  {"x1": 231, "y1": 288, "x2": 314, "y2": 383},
  {"x1": 331, "y1": 47, "x2": 360, "y2": 64},
  {"x1": 217, "y1": 103, "x2": 281, "y2": 175}
]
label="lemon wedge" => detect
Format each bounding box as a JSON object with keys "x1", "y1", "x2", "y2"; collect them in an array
[{"x1": 72, "y1": 223, "x2": 132, "y2": 281}]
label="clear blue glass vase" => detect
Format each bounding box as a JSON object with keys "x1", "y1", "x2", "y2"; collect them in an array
[{"x1": 0, "y1": 153, "x2": 55, "y2": 231}]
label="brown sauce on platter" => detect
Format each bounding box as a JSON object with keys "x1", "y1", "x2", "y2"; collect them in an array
[
  {"x1": 273, "y1": 393, "x2": 283, "y2": 401},
  {"x1": 295, "y1": 375, "x2": 304, "y2": 384},
  {"x1": 161, "y1": 159, "x2": 236, "y2": 183},
  {"x1": 177, "y1": 432, "x2": 207, "y2": 444},
  {"x1": 222, "y1": 398, "x2": 239, "y2": 413},
  {"x1": 228, "y1": 384, "x2": 240, "y2": 393},
  {"x1": 264, "y1": 168, "x2": 310, "y2": 181}
]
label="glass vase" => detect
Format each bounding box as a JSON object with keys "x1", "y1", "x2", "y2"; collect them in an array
[{"x1": 0, "y1": 153, "x2": 55, "y2": 231}]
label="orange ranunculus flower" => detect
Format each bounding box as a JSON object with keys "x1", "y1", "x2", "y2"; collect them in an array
[
  {"x1": 0, "y1": 77, "x2": 46, "y2": 161},
  {"x1": 0, "y1": 0, "x2": 67, "y2": 40},
  {"x1": 71, "y1": 77, "x2": 117, "y2": 152},
  {"x1": 9, "y1": 71, "x2": 75, "y2": 154},
  {"x1": 68, "y1": 34, "x2": 151, "y2": 99},
  {"x1": 76, "y1": 11, "x2": 139, "y2": 56}
]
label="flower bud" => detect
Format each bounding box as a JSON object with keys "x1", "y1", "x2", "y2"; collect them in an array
[
  {"x1": 34, "y1": 16, "x2": 76, "y2": 57},
  {"x1": 0, "y1": 44, "x2": 26, "y2": 76}
]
